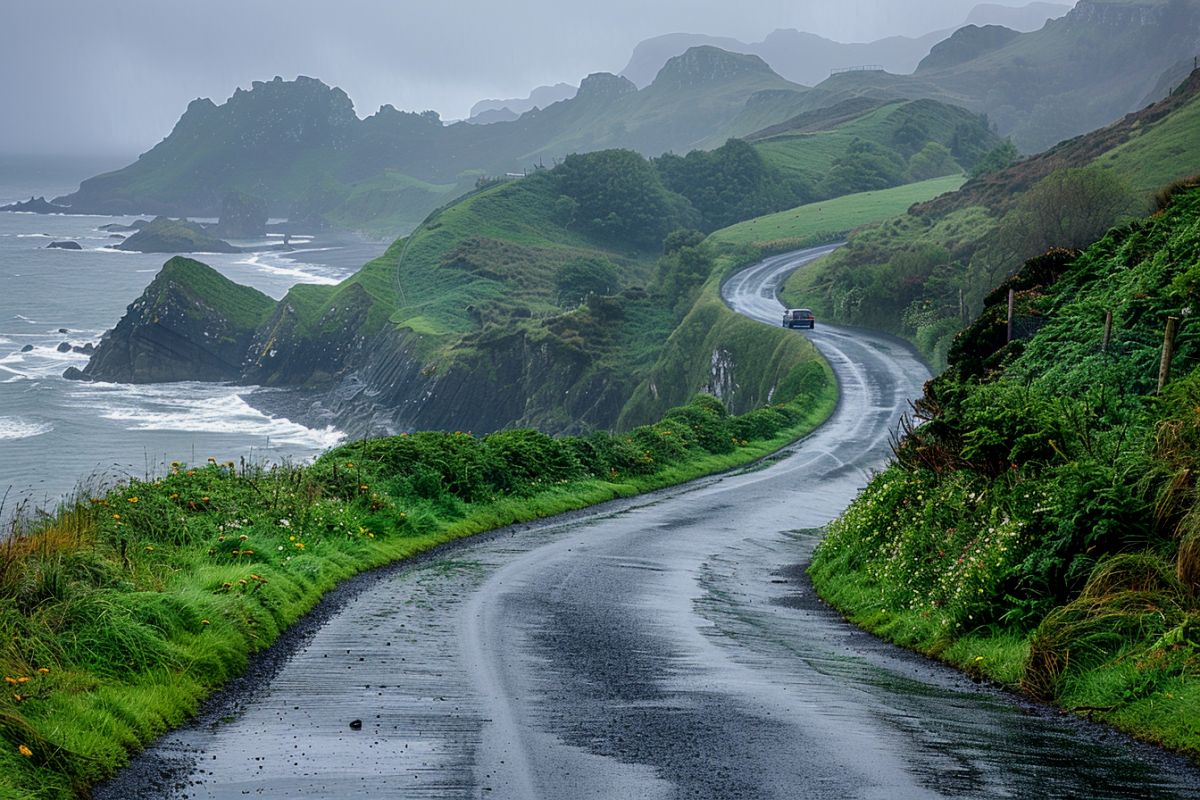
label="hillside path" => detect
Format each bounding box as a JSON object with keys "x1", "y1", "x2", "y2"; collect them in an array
[{"x1": 97, "y1": 246, "x2": 1200, "y2": 799}]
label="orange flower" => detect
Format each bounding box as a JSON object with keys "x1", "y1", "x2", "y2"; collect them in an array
[
  {"x1": 36, "y1": 668, "x2": 49, "y2": 675},
  {"x1": 18, "y1": 745, "x2": 32, "y2": 758}
]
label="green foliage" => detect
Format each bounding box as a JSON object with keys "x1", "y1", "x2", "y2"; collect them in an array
[
  {"x1": 553, "y1": 149, "x2": 697, "y2": 248},
  {"x1": 818, "y1": 139, "x2": 907, "y2": 198},
  {"x1": 810, "y1": 187, "x2": 1200, "y2": 758},
  {"x1": 554, "y1": 258, "x2": 620, "y2": 307},
  {"x1": 0, "y1": 389, "x2": 835, "y2": 799},
  {"x1": 968, "y1": 140, "x2": 1019, "y2": 179},
  {"x1": 907, "y1": 142, "x2": 958, "y2": 182},
  {"x1": 655, "y1": 139, "x2": 807, "y2": 231}
]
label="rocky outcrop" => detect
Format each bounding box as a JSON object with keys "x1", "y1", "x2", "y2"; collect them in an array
[
  {"x1": 1, "y1": 196, "x2": 69, "y2": 213},
  {"x1": 72, "y1": 257, "x2": 273, "y2": 383},
  {"x1": 47, "y1": 241, "x2": 82, "y2": 250},
  {"x1": 917, "y1": 25, "x2": 1021, "y2": 72},
  {"x1": 116, "y1": 217, "x2": 242, "y2": 254},
  {"x1": 215, "y1": 191, "x2": 268, "y2": 238}
]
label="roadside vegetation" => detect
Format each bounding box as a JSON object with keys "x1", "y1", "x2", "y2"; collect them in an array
[
  {"x1": 0, "y1": 385, "x2": 835, "y2": 800},
  {"x1": 809, "y1": 183, "x2": 1200, "y2": 759},
  {"x1": 781, "y1": 70, "x2": 1200, "y2": 370}
]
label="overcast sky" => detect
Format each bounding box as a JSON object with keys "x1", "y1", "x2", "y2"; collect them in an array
[{"x1": 2, "y1": 0, "x2": 1063, "y2": 157}]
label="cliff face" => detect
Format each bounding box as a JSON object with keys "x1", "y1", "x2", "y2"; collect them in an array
[{"x1": 74, "y1": 258, "x2": 274, "y2": 383}]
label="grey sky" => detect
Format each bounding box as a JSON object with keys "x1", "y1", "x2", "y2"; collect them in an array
[{"x1": 2, "y1": 0, "x2": 1065, "y2": 156}]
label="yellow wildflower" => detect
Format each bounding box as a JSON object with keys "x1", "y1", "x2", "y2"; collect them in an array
[
  {"x1": 127, "y1": 496, "x2": 139, "y2": 504},
  {"x1": 18, "y1": 745, "x2": 32, "y2": 758}
]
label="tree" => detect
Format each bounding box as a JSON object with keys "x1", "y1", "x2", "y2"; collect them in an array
[
  {"x1": 968, "y1": 140, "x2": 1019, "y2": 179},
  {"x1": 554, "y1": 149, "x2": 695, "y2": 248},
  {"x1": 555, "y1": 259, "x2": 620, "y2": 307},
  {"x1": 1001, "y1": 166, "x2": 1138, "y2": 254},
  {"x1": 907, "y1": 142, "x2": 957, "y2": 181}
]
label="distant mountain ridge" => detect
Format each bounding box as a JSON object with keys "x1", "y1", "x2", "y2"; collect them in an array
[
  {"x1": 468, "y1": 83, "x2": 578, "y2": 123},
  {"x1": 51, "y1": 51, "x2": 807, "y2": 230},
  {"x1": 786, "y1": 0, "x2": 1200, "y2": 152},
  {"x1": 617, "y1": 1, "x2": 1070, "y2": 88}
]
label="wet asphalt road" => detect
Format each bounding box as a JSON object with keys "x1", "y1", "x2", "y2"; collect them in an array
[{"x1": 97, "y1": 246, "x2": 1200, "y2": 799}]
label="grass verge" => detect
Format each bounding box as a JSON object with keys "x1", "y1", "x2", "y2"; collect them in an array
[{"x1": 0, "y1": 389, "x2": 834, "y2": 799}]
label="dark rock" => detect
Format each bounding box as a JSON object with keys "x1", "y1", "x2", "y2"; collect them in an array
[
  {"x1": 79, "y1": 256, "x2": 273, "y2": 383},
  {"x1": 116, "y1": 218, "x2": 242, "y2": 254},
  {"x1": 56, "y1": 342, "x2": 72, "y2": 353},
  {"x1": 99, "y1": 220, "x2": 150, "y2": 232},
  {"x1": 110, "y1": 234, "x2": 127, "y2": 240},
  {"x1": 58, "y1": 328, "x2": 69, "y2": 334},
  {"x1": 20, "y1": 344, "x2": 33, "y2": 353},
  {"x1": 215, "y1": 191, "x2": 269, "y2": 238},
  {"x1": 73, "y1": 343, "x2": 96, "y2": 355},
  {"x1": 62, "y1": 366, "x2": 90, "y2": 381},
  {"x1": 348, "y1": 719, "x2": 362, "y2": 730},
  {"x1": 1, "y1": 196, "x2": 69, "y2": 214},
  {"x1": 47, "y1": 241, "x2": 83, "y2": 250}
]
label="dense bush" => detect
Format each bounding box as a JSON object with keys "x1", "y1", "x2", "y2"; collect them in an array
[
  {"x1": 811, "y1": 188, "x2": 1200, "y2": 739},
  {"x1": 655, "y1": 139, "x2": 807, "y2": 231}
]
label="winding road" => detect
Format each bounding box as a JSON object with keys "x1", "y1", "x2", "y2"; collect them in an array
[{"x1": 99, "y1": 246, "x2": 1200, "y2": 799}]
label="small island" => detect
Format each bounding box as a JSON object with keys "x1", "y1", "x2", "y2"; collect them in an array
[{"x1": 115, "y1": 217, "x2": 243, "y2": 254}]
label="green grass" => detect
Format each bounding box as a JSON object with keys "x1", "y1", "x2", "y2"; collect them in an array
[
  {"x1": 0, "y1": 387, "x2": 837, "y2": 799},
  {"x1": 807, "y1": 187, "x2": 1200, "y2": 763},
  {"x1": 156, "y1": 257, "x2": 275, "y2": 330},
  {"x1": 1098, "y1": 94, "x2": 1200, "y2": 193},
  {"x1": 709, "y1": 175, "x2": 966, "y2": 249}
]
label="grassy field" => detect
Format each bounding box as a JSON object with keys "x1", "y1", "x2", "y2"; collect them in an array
[
  {"x1": 709, "y1": 174, "x2": 966, "y2": 249},
  {"x1": 0, "y1": 384, "x2": 837, "y2": 800}
]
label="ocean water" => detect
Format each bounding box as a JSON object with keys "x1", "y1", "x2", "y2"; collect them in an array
[{"x1": 0, "y1": 156, "x2": 387, "y2": 511}]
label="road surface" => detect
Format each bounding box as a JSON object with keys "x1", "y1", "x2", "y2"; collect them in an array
[{"x1": 98, "y1": 246, "x2": 1200, "y2": 799}]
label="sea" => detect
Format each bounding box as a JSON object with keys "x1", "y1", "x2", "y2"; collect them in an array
[{"x1": 0, "y1": 155, "x2": 387, "y2": 514}]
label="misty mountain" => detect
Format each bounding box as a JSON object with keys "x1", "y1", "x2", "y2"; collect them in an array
[
  {"x1": 468, "y1": 83, "x2": 578, "y2": 122},
  {"x1": 53, "y1": 49, "x2": 811, "y2": 232},
  {"x1": 811, "y1": 0, "x2": 1200, "y2": 152},
  {"x1": 617, "y1": 1, "x2": 1069, "y2": 88}
]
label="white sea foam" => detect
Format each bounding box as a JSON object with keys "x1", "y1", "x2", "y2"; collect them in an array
[
  {"x1": 67, "y1": 383, "x2": 344, "y2": 449},
  {"x1": 0, "y1": 416, "x2": 52, "y2": 441},
  {"x1": 237, "y1": 254, "x2": 339, "y2": 285}
]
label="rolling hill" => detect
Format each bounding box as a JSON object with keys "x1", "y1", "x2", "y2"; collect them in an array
[{"x1": 781, "y1": 67, "x2": 1200, "y2": 367}]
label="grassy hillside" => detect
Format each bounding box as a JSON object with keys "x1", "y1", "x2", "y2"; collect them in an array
[
  {"x1": 810, "y1": 184, "x2": 1200, "y2": 759},
  {"x1": 781, "y1": 70, "x2": 1200, "y2": 368},
  {"x1": 750, "y1": 99, "x2": 995, "y2": 197},
  {"x1": 709, "y1": 174, "x2": 965, "y2": 249}
]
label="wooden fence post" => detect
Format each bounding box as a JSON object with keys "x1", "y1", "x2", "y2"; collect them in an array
[
  {"x1": 1101, "y1": 310, "x2": 1113, "y2": 353},
  {"x1": 1006, "y1": 288, "x2": 1015, "y2": 343},
  {"x1": 1159, "y1": 316, "x2": 1179, "y2": 394}
]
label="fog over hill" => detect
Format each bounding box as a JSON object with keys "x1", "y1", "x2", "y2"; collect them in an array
[{"x1": 1, "y1": 0, "x2": 1069, "y2": 156}]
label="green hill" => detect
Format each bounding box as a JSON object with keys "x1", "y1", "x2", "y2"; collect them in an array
[
  {"x1": 801, "y1": 0, "x2": 1200, "y2": 153},
  {"x1": 53, "y1": 50, "x2": 810, "y2": 236},
  {"x1": 810, "y1": 183, "x2": 1200, "y2": 759},
  {"x1": 78, "y1": 148, "x2": 830, "y2": 436},
  {"x1": 76, "y1": 132, "x2": 984, "y2": 440},
  {"x1": 49, "y1": 47, "x2": 1003, "y2": 238},
  {"x1": 781, "y1": 69, "x2": 1200, "y2": 367}
]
